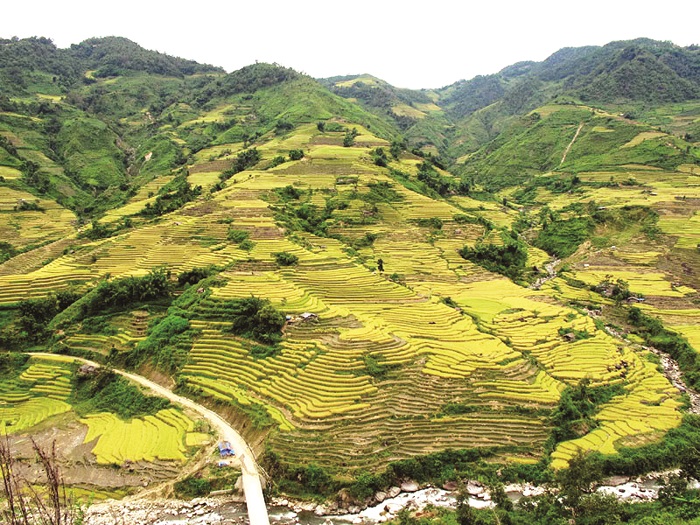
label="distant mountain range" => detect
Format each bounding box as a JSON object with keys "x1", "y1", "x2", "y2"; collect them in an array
[{"x1": 1, "y1": 35, "x2": 698, "y2": 214}]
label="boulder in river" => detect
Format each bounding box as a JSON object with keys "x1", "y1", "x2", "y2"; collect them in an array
[{"x1": 401, "y1": 481, "x2": 419, "y2": 493}]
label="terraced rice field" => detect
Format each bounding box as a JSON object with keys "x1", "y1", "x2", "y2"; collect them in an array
[
  {"x1": 0, "y1": 187, "x2": 77, "y2": 252},
  {"x1": 551, "y1": 359, "x2": 682, "y2": 468},
  {"x1": 0, "y1": 357, "x2": 73, "y2": 434},
  {"x1": 1, "y1": 119, "x2": 691, "y2": 473},
  {"x1": 81, "y1": 408, "x2": 196, "y2": 465}
]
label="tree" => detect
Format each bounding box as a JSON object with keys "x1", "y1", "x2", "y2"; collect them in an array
[
  {"x1": 556, "y1": 450, "x2": 603, "y2": 513},
  {"x1": 390, "y1": 140, "x2": 403, "y2": 159},
  {"x1": 289, "y1": 149, "x2": 304, "y2": 161},
  {"x1": 343, "y1": 127, "x2": 359, "y2": 147},
  {"x1": 273, "y1": 251, "x2": 299, "y2": 266},
  {"x1": 372, "y1": 147, "x2": 389, "y2": 167},
  {"x1": 377, "y1": 258, "x2": 384, "y2": 272},
  {"x1": 227, "y1": 297, "x2": 285, "y2": 344},
  {"x1": 455, "y1": 483, "x2": 488, "y2": 525}
]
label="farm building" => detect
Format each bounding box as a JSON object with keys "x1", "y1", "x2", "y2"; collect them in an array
[{"x1": 218, "y1": 441, "x2": 235, "y2": 457}]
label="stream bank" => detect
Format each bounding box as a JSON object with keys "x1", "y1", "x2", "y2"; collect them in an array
[{"x1": 84, "y1": 472, "x2": 688, "y2": 525}]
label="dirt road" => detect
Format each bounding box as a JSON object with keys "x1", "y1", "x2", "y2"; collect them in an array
[{"x1": 30, "y1": 353, "x2": 270, "y2": 525}]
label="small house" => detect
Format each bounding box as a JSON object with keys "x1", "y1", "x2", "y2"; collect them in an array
[{"x1": 218, "y1": 441, "x2": 235, "y2": 457}]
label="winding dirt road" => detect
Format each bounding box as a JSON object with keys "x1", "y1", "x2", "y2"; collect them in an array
[{"x1": 31, "y1": 353, "x2": 270, "y2": 525}]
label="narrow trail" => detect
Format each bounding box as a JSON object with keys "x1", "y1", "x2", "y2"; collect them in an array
[
  {"x1": 560, "y1": 122, "x2": 584, "y2": 166},
  {"x1": 29, "y1": 353, "x2": 270, "y2": 525}
]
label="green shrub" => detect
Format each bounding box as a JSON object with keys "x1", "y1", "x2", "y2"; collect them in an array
[
  {"x1": 459, "y1": 234, "x2": 528, "y2": 280},
  {"x1": 139, "y1": 175, "x2": 201, "y2": 217},
  {"x1": 218, "y1": 148, "x2": 261, "y2": 182},
  {"x1": 362, "y1": 354, "x2": 397, "y2": 379},
  {"x1": 225, "y1": 297, "x2": 285, "y2": 345},
  {"x1": 414, "y1": 217, "x2": 443, "y2": 229},
  {"x1": 550, "y1": 379, "x2": 626, "y2": 443},
  {"x1": 127, "y1": 314, "x2": 193, "y2": 373},
  {"x1": 289, "y1": 149, "x2": 304, "y2": 160},
  {"x1": 177, "y1": 266, "x2": 215, "y2": 286},
  {"x1": 343, "y1": 127, "x2": 359, "y2": 147},
  {"x1": 534, "y1": 217, "x2": 594, "y2": 258},
  {"x1": 227, "y1": 228, "x2": 249, "y2": 243},
  {"x1": 273, "y1": 251, "x2": 299, "y2": 266},
  {"x1": 174, "y1": 476, "x2": 211, "y2": 498},
  {"x1": 276, "y1": 185, "x2": 302, "y2": 200},
  {"x1": 72, "y1": 368, "x2": 170, "y2": 419},
  {"x1": 50, "y1": 269, "x2": 171, "y2": 330},
  {"x1": 239, "y1": 239, "x2": 255, "y2": 251},
  {"x1": 16, "y1": 291, "x2": 81, "y2": 343},
  {"x1": 267, "y1": 155, "x2": 286, "y2": 169}
]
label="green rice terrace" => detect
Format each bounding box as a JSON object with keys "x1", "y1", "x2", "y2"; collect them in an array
[{"x1": 1, "y1": 36, "x2": 700, "y2": 506}]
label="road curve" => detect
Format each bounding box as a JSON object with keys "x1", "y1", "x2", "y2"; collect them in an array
[{"x1": 30, "y1": 353, "x2": 270, "y2": 525}]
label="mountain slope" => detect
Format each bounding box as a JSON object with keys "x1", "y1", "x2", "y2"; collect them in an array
[{"x1": 0, "y1": 35, "x2": 698, "y2": 501}]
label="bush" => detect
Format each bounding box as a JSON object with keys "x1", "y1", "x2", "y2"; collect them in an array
[
  {"x1": 239, "y1": 239, "x2": 255, "y2": 251},
  {"x1": 372, "y1": 147, "x2": 388, "y2": 167},
  {"x1": 362, "y1": 354, "x2": 397, "y2": 379},
  {"x1": 227, "y1": 228, "x2": 249, "y2": 243},
  {"x1": 534, "y1": 217, "x2": 593, "y2": 258},
  {"x1": 72, "y1": 368, "x2": 170, "y2": 419},
  {"x1": 267, "y1": 155, "x2": 286, "y2": 169},
  {"x1": 550, "y1": 379, "x2": 626, "y2": 443},
  {"x1": 459, "y1": 234, "x2": 528, "y2": 280},
  {"x1": 277, "y1": 185, "x2": 302, "y2": 200},
  {"x1": 16, "y1": 291, "x2": 81, "y2": 343},
  {"x1": 218, "y1": 148, "x2": 261, "y2": 182},
  {"x1": 288, "y1": 149, "x2": 304, "y2": 161},
  {"x1": 50, "y1": 269, "x2": 171, "y2": 330},
  {"x1": 273, "y1": 251, "x2": 299, "y2": 266},
  {"x1": 415, "y1": 217, "x2": 443, "y2": 229},
  {"x1": 127, "y1": 314, "x2": 192, "y2": 373},
  {"x1": 226, "y1": 297, "x2": 285, "y2": 345},
  {"x1": 139, "y1": 175, "x2": 201, "y2": 217},
  {"x1": 275, "y1": 120, "x2": 294, "y2": 134},
  {"x1": 174, "y1": 476, "x2": 211, "y2": 498},
  {"x1": 0, "y1": 242, "x2": 18, "y2": 263},
  {"x1": 343, "y1": 128, "x2": 359, "y2": 147},
  {"x1": 177, "y1": 266, "x2": 215, "y2": 286},
  {"x1": 0, "y1": 352, "x2": 29, "y2": 375}
]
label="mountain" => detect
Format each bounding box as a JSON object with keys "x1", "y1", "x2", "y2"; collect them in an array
[
  {"x1": 434, "y1": 39, "x2": 700, "y2": 159},
  {"x1": 0, "y1": 35, "x2": 699, "y2": 517}
]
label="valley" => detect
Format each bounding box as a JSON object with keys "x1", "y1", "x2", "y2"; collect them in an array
[{"x1": 0, "y1": 35, "x2": 699, "y2": 524}]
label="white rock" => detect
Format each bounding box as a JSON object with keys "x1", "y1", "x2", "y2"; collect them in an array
[
  {"x1": 401, "y1": 481, "x2": 419, "y2": 493},
  {"x1": 388, "y1": 486, "x2": 401, "y2": 498},
  {"x1": 466, "y1": 482, "x2": 484, "y2": 496}
]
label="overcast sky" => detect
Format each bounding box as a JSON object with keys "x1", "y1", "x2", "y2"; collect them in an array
[{"x1": 2, "y1": 0, "x2": 699, "y2": 89}]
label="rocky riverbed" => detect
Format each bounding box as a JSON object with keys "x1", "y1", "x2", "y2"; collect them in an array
[{"x1": 83, "y1": 472, "x2": 685, "y2": 525}]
